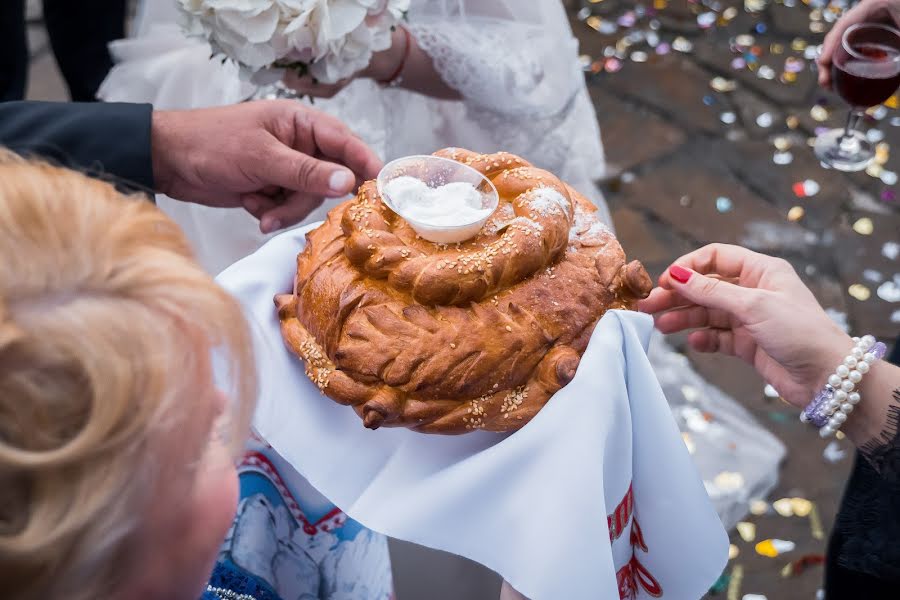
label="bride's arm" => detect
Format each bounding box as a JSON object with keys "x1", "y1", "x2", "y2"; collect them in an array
[{"x1": 362, "y1": 27, "x2": 462, "y2": 100}]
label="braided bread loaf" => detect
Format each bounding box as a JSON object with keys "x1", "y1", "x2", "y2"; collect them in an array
[{"x1": 276, "y1": 149, "x2": 652, "y2": 434}]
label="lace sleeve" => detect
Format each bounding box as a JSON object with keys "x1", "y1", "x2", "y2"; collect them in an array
[
  {"x1": 405, "y1": 19, "x2": 582, "y2": 118},
  {"x1": 858, "y1": 391, "x2": 900, "y2": 478},
  {"x1": 832, "y1": 370, "x2": 900, "y2": 580}
]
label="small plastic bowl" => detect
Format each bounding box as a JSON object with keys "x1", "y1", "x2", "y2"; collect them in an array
[{"x1": 376, "y1": 155, "x2": 499, "y2": 244}]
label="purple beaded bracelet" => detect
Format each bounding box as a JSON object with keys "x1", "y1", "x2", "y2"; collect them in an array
[{"x1": 800, "y1": 336, "x2": 887, "y2": 437}]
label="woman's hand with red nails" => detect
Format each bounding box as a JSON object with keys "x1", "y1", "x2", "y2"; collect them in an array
[{"x1": 638, "y1": 243, "x2": 852, "y2": 408}]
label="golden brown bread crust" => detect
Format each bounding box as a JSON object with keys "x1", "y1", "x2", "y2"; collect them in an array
[{"x1": 276, "y1": 149, "x2": 652, "y2": 434}]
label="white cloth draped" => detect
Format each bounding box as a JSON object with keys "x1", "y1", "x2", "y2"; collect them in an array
[{"x1": 216, "y1": 224, "x2": 729, "y2": 600}]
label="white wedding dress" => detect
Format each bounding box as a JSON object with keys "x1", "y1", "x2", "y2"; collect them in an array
[{"x1": 100, "y1": 0, "x2": 783, "y2": 530}]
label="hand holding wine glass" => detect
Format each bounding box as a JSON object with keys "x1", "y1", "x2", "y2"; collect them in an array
[
  {"x1": 817, "y1": 0, "x2": 900, "y2": 89},
  {"x1": 813, "y1": 20, "x2": 900, "y2": 171}
]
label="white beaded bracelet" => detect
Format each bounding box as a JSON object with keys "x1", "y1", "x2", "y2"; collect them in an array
[{"x1": 800, "y1": 335, "x2": 887, "y2": 438}]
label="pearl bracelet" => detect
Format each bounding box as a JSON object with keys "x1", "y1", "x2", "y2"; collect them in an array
[{"x1": 800, "y1": 335, "x2": 887, "y2": 438}]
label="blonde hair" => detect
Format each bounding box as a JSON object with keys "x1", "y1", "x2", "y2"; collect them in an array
[{"x1": 0, "y1": 152, "x2": 256, "y2": 599}]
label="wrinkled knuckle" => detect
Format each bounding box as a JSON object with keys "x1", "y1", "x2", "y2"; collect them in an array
[
  {"x1": 699, "y1": 276, "x2": 720, "y2": 297},
  {"x1": 294, "y1": 159, "x2": 319, "y2": 190}
]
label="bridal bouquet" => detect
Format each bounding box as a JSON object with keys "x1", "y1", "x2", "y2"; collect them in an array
[{"x1": 178, "y1": 0, "x2": 410, "y2": 84}]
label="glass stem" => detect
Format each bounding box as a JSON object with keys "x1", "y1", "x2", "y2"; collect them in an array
[{"x1": 840, "y1": 108, "x2": 862, "y2": 144}]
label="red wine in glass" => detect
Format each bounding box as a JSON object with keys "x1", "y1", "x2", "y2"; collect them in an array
[
  {"x1": 815, "y1": 23, "x2": 900, "y2": 171},
  {"x1": 833, "y1": 40, "x2": 900, "y2": 107}
]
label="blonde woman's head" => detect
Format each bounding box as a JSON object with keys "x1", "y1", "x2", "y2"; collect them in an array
[{"x1": 0, "y1": 152, "x2": 256, "y2": 600}]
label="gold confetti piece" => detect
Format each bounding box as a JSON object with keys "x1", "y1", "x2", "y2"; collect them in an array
[
  {"x1": 849, "y1": 284, "x2": 871, "y2": 301},
  {"x1": 886, "y1": 95, "x2": 899, "y2": 109},
  {"x1": 774, "y1": 136, "x2": 792, "y2": 151},
  {"x1": 781, "y1": 71, "x2": 798, "y2": 84},
  {"x1": 755, "y1": 539, "x2": 779, "y2": 557},
  {"x1": 737, "y1": 521, "x2": 757, "y2": 542},
  {"x1": 749, "y1": 499, "x2": 769, "y2": 515},
  {"x1": 729, "y1": 544, "x2": 740, "y2": 559},
  {"x1": 727, "y1": 565, "x2": 744, "y2": 600},
  {"x1": 867, "y1": 162, "x2": 885, "y2": 178},
  {"x1": 682, "y1": 432, "x2": 696, "y2": 454},
  {"x1": 786, "y1": 115, "x2": 800, "y2": 129},
  {"x1": 711, "y1": 76, "x2": 737, "y2": 92},
  {"x1": 788, "y1": 206, "x2": 805, "y2": 222},
  {"x1": 723, "y1": 6, "x2": 738, "y2": 19},
  {"x1": 585, "y1": 16, "x2": 602, "y2": 31},
  {"x1": 836, "y1": 430, "x2": 846, "y2": 440},
  {"x1": 811, "y1": 21, "x2": 826, "y2": 33},
  {"x1": 811, "y1": 105, "x2": 829, "y2": 122},
  {"x1": 791, "y1": 38, "x2": 808, "y2": 51},
  {"x1": 810, "y1": 503, "x2": 825, "y2": 540},
  {"x1": 770, "y1": 43, "x2": 785, "y2": 54},
  {"x1": 781, "y1": 562, "x2": 795, "y2": 577},
  {"x1": 875, "y1": 143, "x2": 890, "y2": 165},
  {"x1": 654, "y1": 0, "x2": 668, "y2": 8},
  {"x1": 791, "y1": 497, "x2": 813, "y2": 517},
  {"x1": 773, "y1": 498, "x2": 794, "y2": 517},
  {"x1": 853, "y1": 217, "x2": 874, "y2": 235}
]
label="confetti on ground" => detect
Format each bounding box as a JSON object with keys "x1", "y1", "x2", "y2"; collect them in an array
[
  {"x1": 848, "y1": 284, "x2": 871, "y2": 301},
  {"x1": 728, "y1": 565, "x2": 744, "y2": 600},
  {"x1": 884, "y1": 242, "x2": 900, "y2": 260},
  {"x1": 792, "y1": 179, "x2": 820, "y2": 197},
  {"x1": 852, "y1": 217, "x2": 874, "y2": 235},
  {"x1": 773, "y1": 151, "x2": 794, "y2": 165},
  {"x1": 742, "y1": 595, "x2": 768, "y2": 600},
  {"x1": 877, "y1": 281, "x2": 900, "y2": 302},
  {"x1": 749, "y1": 499, "x2": 769, "y2": 515},
  {"x1": 737, "y1": 521, "x2": 757, "y2": 542},
  {"x1": 787, "y1": 206, "x2": 805, "y2": 221},
  {"x1": 730, "y1": 544, "x2": 740, "y2": 559},
  {"x1": 809, "y1": 503, "x2": 825, "y2": 540},
  {"x1": 791, "y1": 497, "x2": 813, "y2": 517},
  {"x1": 781, "y1": 555, "x2": 826, "y2": 578},
  {"x1": 763, "y1": 384, "x2": 780, "y2": 398},
  {"x1": 773, "y1": 498, "x2": 794, "y2": 517},
  {"x1": 823, "y1": 441, "x2": 846, "y2": 463},
  {"x1": 755, "y1": 539, "x2": 796, "y2": 557},
  {"x1": 712, "y1": 76, "x2": 738, "y2": 92},
  {"x1": 717, "y1": 196, "x2": 734, "y2": 212}
]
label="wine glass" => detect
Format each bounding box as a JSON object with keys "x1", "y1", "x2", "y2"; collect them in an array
[{"x1": 814, "y1": 22, "x2": 900, "y2": 172}]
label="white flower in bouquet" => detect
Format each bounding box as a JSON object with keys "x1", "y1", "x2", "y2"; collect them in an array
[{"x1": 178, "y1": 0, "x2": 410, "y2": 84}]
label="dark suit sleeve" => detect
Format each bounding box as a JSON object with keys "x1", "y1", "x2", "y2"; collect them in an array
[{"x1": 0, "y1": 100, "x2": 155, "y2": 190}]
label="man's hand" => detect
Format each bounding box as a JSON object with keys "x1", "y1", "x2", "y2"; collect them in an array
[
  {"x1": 817, "y1": 0, "x2": 900, "y2": 89},
  {"x1": 150, "y1": 100, "x2": 382, "y2": 233}
]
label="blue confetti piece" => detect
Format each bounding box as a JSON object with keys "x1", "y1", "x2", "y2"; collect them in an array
[
  {"x1": 703, "y1": 95, "x2": 715, "y2": 105},
  {"x1": 716, "y1": 196, "x2": 733, "y2": 212}
]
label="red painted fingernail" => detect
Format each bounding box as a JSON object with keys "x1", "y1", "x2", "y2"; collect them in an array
[{"x1": 669, "y1": 265, "x2": 692, "y2": 284}]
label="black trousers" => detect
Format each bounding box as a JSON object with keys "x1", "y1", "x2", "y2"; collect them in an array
[{"x1": 0, "y1": 0, "x2": 127, "y2": 102}]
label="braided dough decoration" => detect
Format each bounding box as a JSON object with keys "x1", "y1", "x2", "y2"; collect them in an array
[{"x1": 276, "y1": 149, "x2": 652, "y2": 434}]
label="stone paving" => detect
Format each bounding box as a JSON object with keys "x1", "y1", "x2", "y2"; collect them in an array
[
  {"x1": 21, "y1": 0, "x2": 900, "y2": 597},
  {"x1": 568, "y1": 0, "x2": 899, "y2": 597}
]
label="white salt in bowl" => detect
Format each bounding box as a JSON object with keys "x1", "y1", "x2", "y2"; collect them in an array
[{"x1": 377, "y1": 155, "x2": 499, "y2": 244}]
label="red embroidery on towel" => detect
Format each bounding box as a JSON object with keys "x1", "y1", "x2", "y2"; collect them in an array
[
  {"x1": 608, "y1": 484, "x2": 663, "y2": 598},
  {"x1": 617, "y1": 556, "x2": 663, "y2": 599}
]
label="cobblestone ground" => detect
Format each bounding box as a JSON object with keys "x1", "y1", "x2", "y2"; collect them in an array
[
  {"x1": 23, "y1": 0, "x2": 899, "y2": 597},
  {"x1": 567, "y1": 0, "x2": 898, "y2": 597}
]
